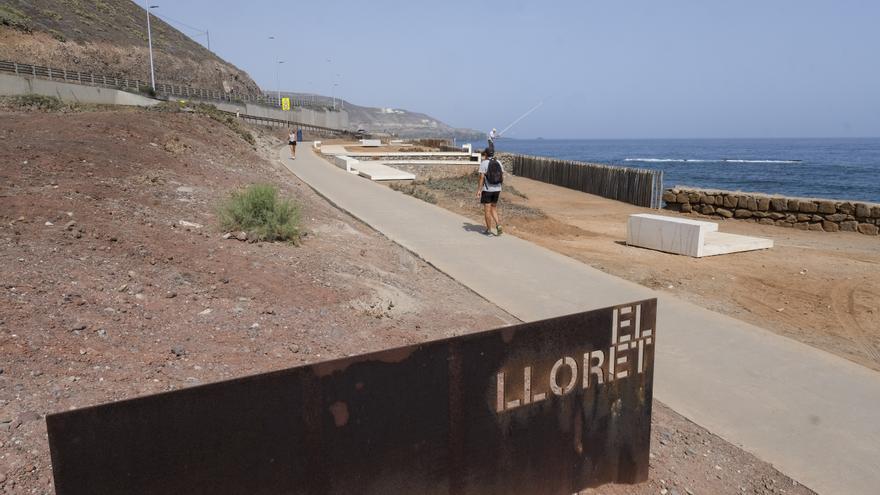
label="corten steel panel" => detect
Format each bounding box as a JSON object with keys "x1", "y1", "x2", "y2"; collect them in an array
[{"x1": 47, "y1": 299, "x2": 657, "y2": 495}]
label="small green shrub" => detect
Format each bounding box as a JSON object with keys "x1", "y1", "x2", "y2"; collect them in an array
[
  {"x1": 389, "y1": 182, "x2": 437, "y2": 204},
  {"x1": 191, "y1": 103, "x2": 254, "y2": 145},
  {"x1": 0, "y1": 5, "x2": 32, "y2": 32},
  {"x1": 218, "y1": 184, "x2": 300, "y2": 242}
]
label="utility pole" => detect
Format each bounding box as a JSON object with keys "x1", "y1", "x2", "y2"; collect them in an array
[
  {"x1": 276, "y1": 60, "x2": 285, "y2": 105},
  {"x1": 145, "y1": 2, "x2": 159, "y2": 90}
]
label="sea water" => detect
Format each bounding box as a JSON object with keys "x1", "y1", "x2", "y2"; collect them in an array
[{"x1": 492, "y1": 138, "x2": 880, "y2": 203}]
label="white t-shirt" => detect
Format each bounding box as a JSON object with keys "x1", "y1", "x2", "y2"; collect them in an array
[
  {"x1": 488, "y1": 129, "x2": 498, "y2": 142},
  {"x1": 289, "y1": 132, "x2": 296, "y2": 142},
  {"x1": 479, "y1": 159, "x2": 504, "y2": 192}
]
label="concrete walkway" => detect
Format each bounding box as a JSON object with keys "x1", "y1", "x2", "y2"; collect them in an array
[{"x1": 280, "y1": 145, "x2": 880, "y2": 495}]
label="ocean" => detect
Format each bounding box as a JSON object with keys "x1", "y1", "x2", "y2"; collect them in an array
[{"x1": 491, "y1": 138, "x2": 880, "y2": 203}]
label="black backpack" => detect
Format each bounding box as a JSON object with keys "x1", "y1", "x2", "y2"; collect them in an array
[{"x1": 486, "y1": 158, "x2": 503, "y2": 185}]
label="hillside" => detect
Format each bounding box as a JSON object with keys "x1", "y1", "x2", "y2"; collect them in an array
[
  {"x1": 0, "y1": 0, "x2": 258, "y2": 93},
  {"x1": 283, "y1": 91, "x2": 483, "y2": 140}
]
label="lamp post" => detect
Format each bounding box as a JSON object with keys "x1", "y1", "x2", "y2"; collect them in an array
[
  {"x1": 275, "y1": 60, "x2": 285, "y2": 106},
  {"x1": 332, "y1": 82, "x2": 338, "y2": 111},
  {"x1": 145, "y1": 2, "x2": 159, "y2": 90}
]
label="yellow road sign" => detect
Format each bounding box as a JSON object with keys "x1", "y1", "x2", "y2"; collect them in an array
[{"x1": 281, "y1": 97, "x2": 290, "y2": 111}]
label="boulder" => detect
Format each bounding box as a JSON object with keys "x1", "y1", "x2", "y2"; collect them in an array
[
  {"x1": 734, "y1": 209, "x2": 753, "y2": 219},
  {"x1": 794, "y1": 222, "x2": 810, "y2": 230},
  {"x1": 817, "y1": 201, "x2": 836, "y2": 214},
  {"x1": 662, "y1": 191, "x2": 677, "y2": 203},
  {"x1": 798, "y1": 201, "x2": 818, "y2": 213},
  {"x1": 756, "y1": 197, "x2": 770, "y2": 211},
  {"x1": 787, "y1": 199, "x2": 800, "y2": 211},
  {"x1": 776, "y1": 221, "x2": 794, "y2": 228},
  {"x1": 872, "y1": 206, "x2": 880, "y2": 218},
  {"x1": 676, "y1": 192, "x2": 689, "y2": 203},
  {"x1": 785, "y1": 214, "x2": 798, "y2": 223},
  {"x1": 825, "y1": 213, "x2": 847, "y2": 222},
  {"x1": 752, "y1": 211, "x2": 769, "y2": 218},
  {"x1": 808, "y1": 223, "x2": 824, "y2": 232},
  {"x1": 855, "y1": 203, "x2": 870, "y2": 219},
  {"x1": 701, "y1": 205, "x2": 716, "y2": 215},
  {"x1": 722, "y1": 195, "x2": 738, "y2": 208},
  {"x1": 704, "y1": 195, "x2": 717, "y2": 206},
  {"x1": 769, "y1": 212, "x2": 786, "y2": 220},
  {"x1": 746, "y1": 196, "x2": 758, "y2": 210},
  {"x1": 770, "y1": 198, "x2": 787, "y2": 211},
  {"x1": 822, "y1": 221, "x2": 840, "y2": 232},
  {"x1": 857, "y1": 223, "x2": 879, "y2": 236},
  {"x1": 811, "y1": 215, "x2": 824, "y2": 222},
  {"x1": 716, "y1": 208, "x2": 733, "y2": 218},
  {"x1": 838, "y1": 202, "x2": 854, "y2": 214},
  {"x1": 840, "y1": 221, "x2": 858, "y2": 232},
  {"x1": 681, "y1": 203, "x2": 693, "y2": 213},
  {"x1": 796, "y1": 213, "x2": 812, "y2": 222},
  {"x1": 688, "y1": 192, "x2": 701, "y2": 203},
  {"x1": 758, "y1": 218, "x2": 775, "y2": 225}
]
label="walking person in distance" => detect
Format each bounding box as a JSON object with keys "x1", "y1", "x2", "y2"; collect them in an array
[
  {"x1": 288, "y1": 129, "x2": 297, "y2": 159},
  {"x1": 476, "y1": 149, "x2": 504, "y2": 236}
]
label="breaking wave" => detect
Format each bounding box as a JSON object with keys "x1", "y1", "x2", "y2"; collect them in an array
[{"x1": 624, "y1": 158, "x2": 802, "y2": 164}]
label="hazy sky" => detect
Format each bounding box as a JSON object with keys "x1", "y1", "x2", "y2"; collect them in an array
[{"x1": 147, "y1": 0, "x2": 879, "y2": 139}]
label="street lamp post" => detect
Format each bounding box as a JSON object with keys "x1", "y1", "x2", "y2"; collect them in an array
[
  {"x1": 145, "y1": 2, "x2": 159, "y2": 90},
  {"x1": 275, "y1": 60, "x2": 285, "y2": 106}
]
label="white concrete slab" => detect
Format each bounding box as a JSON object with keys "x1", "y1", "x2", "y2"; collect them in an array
[
  {"x1": 356, "y1": 162, "x2": 415, "y2": 181},
  {"x1": 702, "y1": 231, "x2": 774, "y2": 257},
  {"x1": 627, "y1": 213, "x2": 772, "y2": 258},
  {"x1": 360, "y1": 139, "x2": 382, "y2": 147}
]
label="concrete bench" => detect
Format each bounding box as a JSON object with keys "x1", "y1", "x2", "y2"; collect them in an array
[
  {"x1": 331, "y1": 155, "x2": 361, "y2": 174},
  {"x1": 627, "y1": 213, "x2": 772, "y2": 257}
]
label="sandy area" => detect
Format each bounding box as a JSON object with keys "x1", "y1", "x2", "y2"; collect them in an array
[{"x1": 1, "y1": 110, "x2": 813, "y2": 494}]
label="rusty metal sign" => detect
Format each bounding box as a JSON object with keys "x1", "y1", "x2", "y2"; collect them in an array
[{"x1": 47, "y1": 298, "x2": 657, "y2": 495}]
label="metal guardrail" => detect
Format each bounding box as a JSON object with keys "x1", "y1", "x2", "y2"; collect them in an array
[
  {"x1": 229, "y1": 111, "x2": 355, "y2": 137},
  {"x1": 0, "y1": 59, "x2": 332, "y2": 112}
]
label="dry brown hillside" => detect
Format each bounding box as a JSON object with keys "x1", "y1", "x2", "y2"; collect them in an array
[{"x1": 0, "y1": 0, "x2": 259, "y2": 93}]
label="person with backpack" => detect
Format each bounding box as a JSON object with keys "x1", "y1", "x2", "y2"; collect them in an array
[{"x1": 476, "y1": 149, "x2": 504, "y2": 236}]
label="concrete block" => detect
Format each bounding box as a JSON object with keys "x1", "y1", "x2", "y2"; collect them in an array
[
  {"x1": 626, "y1": 214, "x2": 717, "y2": 257},
  {"x1": 360, "y1": 139, "x2": 382, "y2": 147},
  {"x1": 627, "y1": 214, "x2": 771, "y2": 258}
]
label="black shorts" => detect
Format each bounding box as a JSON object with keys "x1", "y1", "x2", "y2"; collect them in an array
[
  {"x1": 289, "y1": 141, "x2": 297, "y2": 146},
  {"x1": 480, "y1": 191, "x2": 500, "y2": 204}
]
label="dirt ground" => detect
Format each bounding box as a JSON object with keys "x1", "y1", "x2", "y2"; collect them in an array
[
  {"x1": 1, "y1": 108, "x2": 813, "y2": 494},
  {"x1": 389, "y1": 164, "x2": 880, "y2": 373}
]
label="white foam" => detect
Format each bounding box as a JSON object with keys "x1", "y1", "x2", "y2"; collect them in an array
[{"x1": 624, "y1": 158, "x2": 801, "y2": 164}]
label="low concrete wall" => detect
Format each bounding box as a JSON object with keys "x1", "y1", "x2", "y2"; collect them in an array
[
  {"x1": 389, "y1": 163, "x2": 477, "y2": 179},
  {"x1": 0, "y1": 73, "x2": 160, "y2": 107},
  {"x1": 210, "y1": 101, "x2": 348, "y2": 130},
  {"x1": 663, "y1": 187, "x2": 880, "y2": 236}
]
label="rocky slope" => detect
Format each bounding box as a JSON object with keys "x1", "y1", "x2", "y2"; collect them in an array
[{"x1": 0, "y1": 0, "x2": 258, "y2": 93}]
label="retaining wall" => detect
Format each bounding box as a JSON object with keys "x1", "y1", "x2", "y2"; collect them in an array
[
  {"x1": 0, "y1": 72, "x2": 350, "y2": 130},
  {"x1": 0, "y1": 73, "x2": 159, "y2": 107},
  {"x1": 663, "y1": 187, "x2": 880, "y2": 236}
]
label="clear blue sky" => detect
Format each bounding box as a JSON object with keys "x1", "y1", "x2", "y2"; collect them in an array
[{"x1": 149, "y1": 0, "x2": 879, "y2": 139}]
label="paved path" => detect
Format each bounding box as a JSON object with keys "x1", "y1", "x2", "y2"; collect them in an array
[{"x1": 281, "y1": 145, "x2": 880, "y2": 495}]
